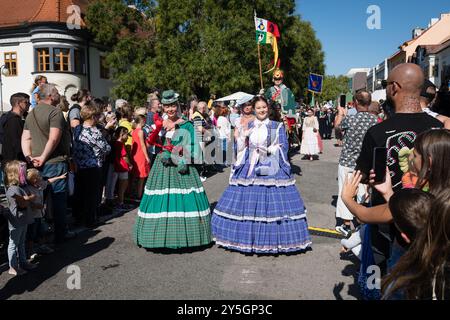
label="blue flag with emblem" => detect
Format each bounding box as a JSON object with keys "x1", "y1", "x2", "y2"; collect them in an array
[{"x1": 308, "y1": 73, "x2": 323, "y2": 94}]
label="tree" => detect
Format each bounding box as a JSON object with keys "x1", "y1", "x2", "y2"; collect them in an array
[
  {"x1": 86, "y1": 0, "x2": 325, "y2": 104},
  {"x1": 318, "y1": 75, "x2": 350, "y2": 104},
  {"x1": 281, "y1": 18, "x2": 325, "y2": 99},
  {"x1": 86, "y1": 0, "x2": 157, "y2": 106}
]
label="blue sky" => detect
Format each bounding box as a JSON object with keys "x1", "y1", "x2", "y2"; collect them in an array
[{"x1": 295, "y1": 0, "x2": 450, "y2": 76}]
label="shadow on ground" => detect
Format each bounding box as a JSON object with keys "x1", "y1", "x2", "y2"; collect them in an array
[
  {"x1": 144, "y1": 243, "x2": 215, "y2": 255},
  {"x1": 331, "y1": 195, "x2": 338, "y2": 208},
  {"x1": 333, "y1": 253, "x2": 361, "y2": 300},
  {"x1": 219, "y1": 246, "x2": 313, "y2": 258},
  {"x1": 0, "y1": 228, "x2": 114, "y2": 300},
  {"x1": 291, "y1": 164, "x2": 303, "y2": 176}
]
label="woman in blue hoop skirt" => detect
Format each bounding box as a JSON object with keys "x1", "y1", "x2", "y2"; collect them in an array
[{"x1": 211, "y1": 96, "x2": 312, "y2": 254}]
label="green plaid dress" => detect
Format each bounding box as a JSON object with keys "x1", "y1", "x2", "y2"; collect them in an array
[{"x1": 133, "y1": 121, "x2": 212, "y2": 249}]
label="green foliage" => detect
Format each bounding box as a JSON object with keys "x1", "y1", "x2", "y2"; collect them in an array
[
  {"x1": 86, "y1": 0, "x2": 325, "y2": 104},
  {"x1": 282, "y1": 18, "x2": 325, "y2": 98},
  {"x1": 319, "y1": 75, "x2": 350, "y2": 103},
  {"x1": 86, "y1": 0, "x2": 157, "y2": 105}
]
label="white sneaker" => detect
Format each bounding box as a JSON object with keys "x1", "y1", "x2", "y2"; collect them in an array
[{"x1": 335, "y1": 224, "x2": 352, "y2": 237}]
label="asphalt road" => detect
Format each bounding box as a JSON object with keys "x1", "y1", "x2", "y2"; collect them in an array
[{"x1": 0, "y1": 139, "x2": 361, "y2": 300}]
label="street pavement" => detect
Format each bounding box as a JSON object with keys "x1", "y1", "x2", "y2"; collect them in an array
[{"x1": 0, "y1": 139, "x2": 361, "y2": 300}]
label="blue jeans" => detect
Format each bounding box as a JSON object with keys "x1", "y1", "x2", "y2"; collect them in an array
[
  {"x1": 8, "y1": 225, "x2": 28, "y2": 269},
  {"x1": 220, "y1": 138, "x2": 229, "y2": 166},
  {"x1": 40, "y1": 162, "x2": 68, "y2": 243}
]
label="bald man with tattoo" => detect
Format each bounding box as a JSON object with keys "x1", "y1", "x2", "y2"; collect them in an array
[{"x1": 354, "y1": 63, "x2": 443, "y2": 274}]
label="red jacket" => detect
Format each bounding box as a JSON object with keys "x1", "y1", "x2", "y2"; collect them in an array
[{"x1": 113, "y1": 141, "x2": 129, "y2": 173}]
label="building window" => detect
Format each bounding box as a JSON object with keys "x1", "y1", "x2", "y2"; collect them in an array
[
  {"x1": 74, "y1": 49, "x2": 85, "y2": 74},
  {"x1": 53, "y1": 48, "x2": 71, "y2": 71},
  {"x1": 422, "y1": 65, "x2": 432, "y2": 79},
  {"x1": 100, "y1": 56, "x2": 110, "y2": 79},
  {"x1": 433, "y1": 65, "x2": 439, "y2": 78},
  {"x1": 35, "y1": 46, "x2": 86, "y2": 74},
  {"x1": 4, "y1": 52, "x2": 18, "y2": 76},
  {"x1": 37, "y1": 48, "x2": 50, "y2": 71}
]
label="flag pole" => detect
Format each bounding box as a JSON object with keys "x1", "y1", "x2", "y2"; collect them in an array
[
  {"x1": 309, "y1": 89, "x2": 316, "y2": 108},
  {"x1": 255, "y1": 10, "x2": 264, "y2": 91},
  {"x1": 257, "y1": 42, "x2": 264, "y2": 91}
]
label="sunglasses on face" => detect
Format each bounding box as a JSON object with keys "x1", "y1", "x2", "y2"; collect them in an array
[{"x1": 382, "y1": 80, "x2": 402, "y2": 89}]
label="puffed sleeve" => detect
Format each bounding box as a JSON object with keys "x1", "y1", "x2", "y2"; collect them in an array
[
  {"x1": 146, "y1": 115, "x2": 163, "y2": 146},
  {"x1": 277, "y1": 122, "x2": 289, "y2": 162}
]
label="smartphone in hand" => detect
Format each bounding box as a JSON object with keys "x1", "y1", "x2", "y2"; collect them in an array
[{"x1": 372, "y1": 147, "x2": 387, "y2": 183}]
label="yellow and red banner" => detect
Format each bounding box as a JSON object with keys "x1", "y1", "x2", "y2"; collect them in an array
[{"x1": 255, "y1": 16, "x2": 280, "y2": 73}]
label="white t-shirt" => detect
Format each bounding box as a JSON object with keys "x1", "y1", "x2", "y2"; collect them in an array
[
  {"x1": 216, "y1": 116, "x2": 231, "y2": 140},
  {"x1": 423, "y1": 107, "x2": 439, "y2": 119}
]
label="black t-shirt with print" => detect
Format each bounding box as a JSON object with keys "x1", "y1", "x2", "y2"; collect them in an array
[
  {"x1": 356, "y1": 112, "x2": 443, "y2": 269},
  {"x1": 356, "y1": 113, "x2": 443, "y2": 195}
]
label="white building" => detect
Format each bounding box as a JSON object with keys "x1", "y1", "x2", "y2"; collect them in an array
[
  {"x1": 366, "y1": 59, "x2": 389, "y2": 93},
  {"x1": 345, "y1": 68, "x2": 371, "y2": 78},
  {"x1": 414, "y1": 37, "x2": 450, "y2": 88},
  {"x1": 346, "y1": 68, "x2": 370, "y2": 93},
  {"x1": 0, "y1": 0, "x2": 113, "y2": 112}
]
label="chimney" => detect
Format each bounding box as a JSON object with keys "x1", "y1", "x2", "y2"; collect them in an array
[
  {"x1": 412, "y1": 27, "x2": 424, "y2": 39},
  {"x1": 428, "y1": 18, "x2": 439, "y2": 28}
]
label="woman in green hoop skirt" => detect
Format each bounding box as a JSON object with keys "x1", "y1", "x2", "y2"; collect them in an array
[{"x1": 133, "y1": 90, "x2": 212, "y2": 249}]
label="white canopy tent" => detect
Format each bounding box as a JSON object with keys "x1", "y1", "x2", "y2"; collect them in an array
[{"x1": 215, "y1": 92, "x2": 255, "y2": 106}]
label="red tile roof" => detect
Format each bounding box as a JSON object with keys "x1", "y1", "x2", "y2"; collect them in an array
[
  {"x1": 429, "y1": 37, "x2": 450, "y2": 54},
  {"x1": 0, "y1": 0, "x2": 89, "y2": 28}
]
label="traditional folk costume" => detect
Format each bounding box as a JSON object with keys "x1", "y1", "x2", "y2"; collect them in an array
[
  {"x1": 133, "y1": 91, "x2": 211, "y2": 249},
  {"x1": 300, "y1": 116, "x2": 320, "y2": 156},
  {"x1": 211, "y1": 118, "x2": 312, "y2": 253},
  {"x1": 265, "y1": 70, "x2": 297, "y2": 133},
  {"x1": 265, "y1": 75, "x2": 296, "y2": 116}
]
